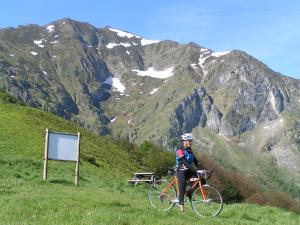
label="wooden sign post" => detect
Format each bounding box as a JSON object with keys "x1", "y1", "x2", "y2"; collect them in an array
[{"x1": 43, "y1": 129, "x2": 81, "y2": 186}]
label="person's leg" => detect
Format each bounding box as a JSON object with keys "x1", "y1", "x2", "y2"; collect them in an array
[
  {"x1": 177, "y1": 169, "x2": 186, "y2": 212},
  {"x1": 185, "y1": 171, "x2": 193, "y2": 201},
  {"x1": 179, "y1": 204, "x2": 184, "y2": 212}
]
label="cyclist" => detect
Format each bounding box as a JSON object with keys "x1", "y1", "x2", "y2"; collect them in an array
[{"x1": 176, "y1": 133, "x2": 201, "y2": 212}]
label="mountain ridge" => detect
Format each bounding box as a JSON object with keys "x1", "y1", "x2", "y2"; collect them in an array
[{"x1": 0, "y1": 18, "x2": 300, "y2": 196}]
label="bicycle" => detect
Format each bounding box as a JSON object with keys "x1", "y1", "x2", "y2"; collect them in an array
[{"x1": 148, "y1": 170, "x2": 223, "y2": 217}]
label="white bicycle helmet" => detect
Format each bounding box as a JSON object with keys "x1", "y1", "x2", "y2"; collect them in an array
[{"x1": 181, "y1": 133, "x2": 193, "y2": 141}]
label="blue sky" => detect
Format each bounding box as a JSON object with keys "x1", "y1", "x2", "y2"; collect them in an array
[{"x1": 1, "y1": 0, "x2": 299, "y2": 79}]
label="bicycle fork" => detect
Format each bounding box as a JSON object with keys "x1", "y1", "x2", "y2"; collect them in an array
[
  {"x1": 197, "y1": 180, "x2": 207, "y2": 202},
  {"x1": 187, "y1": 179, "x2": 207, "y2": 202}
]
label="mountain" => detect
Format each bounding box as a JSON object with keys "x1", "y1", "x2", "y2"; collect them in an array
[{"x1": 0, "y1": 18, "x2": 300, "y2": 196}]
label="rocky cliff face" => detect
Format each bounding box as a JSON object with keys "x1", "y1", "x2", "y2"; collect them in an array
[
  {"x1": 1, "y1": 18, "x2": 300, "y2": 191},
  {"x1": 169, "y1": 87, "x2": 222, "y2": 137},
  {"x1": 196, "y1": 51, "x2": 289, "y2": 135},
  {"x1": 0, "y1": 19, "x2": 115, "y2": 133}
]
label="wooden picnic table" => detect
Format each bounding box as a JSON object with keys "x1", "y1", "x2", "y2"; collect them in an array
[{"x1": 128, "y1": 172, "x2": 156, "y2": 185}]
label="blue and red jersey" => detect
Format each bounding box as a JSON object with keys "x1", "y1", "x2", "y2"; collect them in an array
[{"x1": 176, "y1": 147, "x2": 196, "y2": 168}]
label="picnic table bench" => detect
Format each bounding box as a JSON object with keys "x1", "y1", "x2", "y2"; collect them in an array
[{"x1": 128, "y1": 172, "x2": 156, "y2": 185}]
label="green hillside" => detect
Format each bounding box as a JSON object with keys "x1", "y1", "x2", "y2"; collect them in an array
[{"x1": 0, "y1": 93, "x2": 299, "y2": 224}]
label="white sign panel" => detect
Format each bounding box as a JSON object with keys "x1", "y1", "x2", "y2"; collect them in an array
[{"x1": 48, "y1": 133, "x2": 78, "y2": 161}]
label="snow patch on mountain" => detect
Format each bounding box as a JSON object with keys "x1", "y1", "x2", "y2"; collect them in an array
[
  {"x1": 30, "y1": 51, "x2": 39, "y2": 56},
  {"x1": 200, "y1": 48, "x2": 209, "y2": 53},
  {"x1": 108, "y1": 28, "x2": 139, "y2": 38},
  {"x1": 106, "y1": 43, "x2": 119, "y2": 49},
  {"x1": 191, "y1": 64, "x2": 198, "y2": 70},
  {"x1": 104, "y1": 77, "x2": 126, "y2": 93},
  {"x1": 34, "y1": 40, "x2": 44, "y2": 45},
  {"x1": 46, "y1": 25, "x2": 54, "y2": 32},
  {"x1": 269, "y1": 91, "x2": 277, "y2": 112},
  {"x1": 106, "y1": 42, "x2": 131, "y2": 49},
  {"x1": 34, "y1": 39, "x2": 45, "y2": 48},
  {"x1": 110, "y1": 117, "x2": 117, "y2": 123},
  {"x1": 141, "y1": 39, "x2": 160, "y2": 46},
  {"x1": 108, "y1": 27, "x2": 160, "y2": 46},
  {"x1": 198, "y1": 53, "x2": 210, "y2": 69},
  {"x1": 211, "y1": 51, "x2": 231, "y2": 57},
  {"x1": 132, "y1": 67, "x2": 174, "y2": 79},
  {"x1": 150, "y1": 88, "x2": 159, "y2": 95},
  {"x1": 197, "y1": 49, "x2": 230, "y2": 75}
]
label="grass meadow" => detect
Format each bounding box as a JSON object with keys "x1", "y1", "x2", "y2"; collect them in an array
[{"x1": 0, "y1": 97, "x2": 299, "y2": 224}]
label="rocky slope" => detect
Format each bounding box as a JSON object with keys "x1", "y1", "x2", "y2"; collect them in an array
[{"x1": 0, "y1": 18, "x2": 299, "y2": 194}]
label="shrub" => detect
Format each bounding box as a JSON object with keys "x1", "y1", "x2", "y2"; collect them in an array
[
  {"x1": 246, "y1": 193, "x2": 268, "y2": 205},
  {"x1": 264, "y1": 192, "x2": 300, "y2": 214},
  {"x1": 0, "y1": 89, "x2": 24, "y2": 105},
  {"x1": 138, "y1": 141, "x2": 174, "y2": 176},
  {"x1": 114, "y1": 139, "x2": 174, "y2": 176},
  {"x1": 198, "y1": 155, "x2": 261, "y2": 203}
]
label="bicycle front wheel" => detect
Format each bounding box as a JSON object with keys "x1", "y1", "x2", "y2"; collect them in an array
[
  {"x1": 191, "y1": 184, "x2": 223, "y2": 217},
  {"x1": 148, "y1": 179, "x2": 177, "y2": 211}
]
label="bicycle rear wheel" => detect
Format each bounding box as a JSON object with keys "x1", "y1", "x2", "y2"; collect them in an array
[
  {"x1": 148, "y1": 179, "x2": 177, "y2": 211},
  {"x1": 191, "y1": 184, "x2": 223, "y2": 217}
]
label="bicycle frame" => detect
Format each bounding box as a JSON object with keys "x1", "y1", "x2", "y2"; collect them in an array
[
  {"x1": 161, "y1": 175, "x2": 206, "y2": 201},
  {"x1": 148, "y1": 171, "x2": 223, "y2": 217}
]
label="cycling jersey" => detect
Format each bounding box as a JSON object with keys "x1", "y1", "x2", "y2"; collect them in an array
[{"x1": 176, "y1": 147, "x2": 196, "y2": 169}]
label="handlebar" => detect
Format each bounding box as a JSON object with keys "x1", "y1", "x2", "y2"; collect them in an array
[
  {"x1": 168, "y1": 168, "x2": 214, "y2": 180},
  {"x1": 197, "y1": 170, "x2": 212, "y2": 180}
]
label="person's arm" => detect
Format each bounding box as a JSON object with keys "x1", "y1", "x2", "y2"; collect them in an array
[
  {"x1": 193, "y1": 155, "x2": 201, "y2": 169},
  {"x1": 177, "y1": 149, "x2": 197, "y2": 173},
  {"x1": 182, "y1": 158, "x2": 197, "y2": 173}
]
